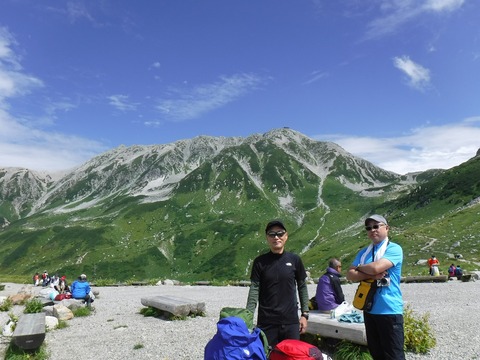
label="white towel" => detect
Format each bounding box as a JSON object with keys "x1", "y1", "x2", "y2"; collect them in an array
[{"x1": 359, "y1": 238, "x2": 389, "y2": 265}]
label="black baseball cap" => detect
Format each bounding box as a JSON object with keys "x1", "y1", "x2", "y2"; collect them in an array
[{"x1": 265, "y1": 220, "x2": 287, "y2": 233}]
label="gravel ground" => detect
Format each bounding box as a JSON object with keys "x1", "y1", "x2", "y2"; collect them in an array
[{"x1": 1, "y1": 279, "x2": 479, "y2": 360}]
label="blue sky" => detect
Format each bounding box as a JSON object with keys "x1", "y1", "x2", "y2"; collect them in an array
[{"x1": 1, "y1": 0, "x2": 479, "y2": 175}]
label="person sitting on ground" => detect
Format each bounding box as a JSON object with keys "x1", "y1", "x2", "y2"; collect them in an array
[
  {"x1": 315, "y1": 258, "x2": 345, "y2": 312},
  {"x1": 51, "y1": 274, "x2": 60, "y2": 292},
  {"x1": 59, "y1": 275, "x2": 70, "y2": 293},
  {"x1": 33, "y1": 272, "x2": 40, "y2": 286},
  {"x1": 427, "y1": 255, "x2": 440, "y2": 276},
  {"x1": 42, "y1": 271, "x2": 51, "y2": 287},
  {"x1": 455, "y1": 265, "x2": 463, "y2": 280},
  {"x1": 448, "y1": 264, "x2": 456, "y2": 278},
  {"x1": 71, "y1": 274, "x2": 93, "y2": 307}
]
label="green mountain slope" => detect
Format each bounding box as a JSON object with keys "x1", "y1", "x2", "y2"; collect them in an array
[{"x1": 0, "y1": 129, "x2": 478, "y2": 282}]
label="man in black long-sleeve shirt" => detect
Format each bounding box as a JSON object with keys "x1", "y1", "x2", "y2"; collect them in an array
[{"x1": 246, "y1": 220, "x2": 310, "y2": 348}]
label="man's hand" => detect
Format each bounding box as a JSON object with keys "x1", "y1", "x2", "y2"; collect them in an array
[{"x1": 299, "y1": 316, "x2": 308, "y2": 334}]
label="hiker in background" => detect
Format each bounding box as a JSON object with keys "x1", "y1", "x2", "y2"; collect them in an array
[
  {"x1": 33, "y1": 272, "x2": 40, "y2": 286},
  {"x1": 448, "y1": 264, "x2": 456, "y2": 278},
  {"x1": 42, "y1": 271, "x2": 51, "y2": 287},
  {"x1": 59, "y1": 276, "x2": 70, "y2": 293},
  {"x1": 50, "y1": 274, "x2": 60, "y2": 291},
  {"x1": 346, "y1": 214, "x2": 405, "y2": 360},
  {"x1": 455, "y1": 265, "x2": 463, "y2": 280},
  {"x1": 427, "y1": 255, "x2": 440, "y2": 276},
  {"x1": 246, "y1": 220, "x2": 309, "y2": 349},
  {"x1": 315, "y1": 258, "x2": 345, "y2": 313},
  {"x1": 71, "y1": 274, "x2": 93, "y2": 307}
]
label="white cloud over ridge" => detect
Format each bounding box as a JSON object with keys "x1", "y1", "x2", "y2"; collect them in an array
[
  {"x1": 156, "y1": 73, "x2": 265, "y2": 122},
  {"x1": 319, "y1": 119, "x2": 480, "y2": 174}
]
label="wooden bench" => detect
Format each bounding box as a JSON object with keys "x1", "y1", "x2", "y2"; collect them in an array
[
  {"x1": 12, "y1": 313, "x2": 46, "y2": 350},
  {"x1": 140, "y1": 295, "x2": 205, "y2": 317},
  {"x1": 307, "y1": 311, "x2": 367, "y2": 346}
]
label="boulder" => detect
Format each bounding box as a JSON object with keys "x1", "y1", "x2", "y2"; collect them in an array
[
  {"x1": 8, "y1": 293, "x2": 32, "y2": 305},
  {"x1": 45, "y1": 316, "x2": 59, "y2": 330},
  {"x1": 53, "y1": 304, "x2": 74, "y2": 321}
]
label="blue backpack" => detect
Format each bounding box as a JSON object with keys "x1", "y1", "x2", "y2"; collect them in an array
[{"x1": 204, "y1": 316, "x2": 267, "y2": 359}]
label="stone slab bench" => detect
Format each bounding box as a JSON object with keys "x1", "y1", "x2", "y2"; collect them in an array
[
  {"x1": 140, "y1": 295, "x2": 205, "y2": 316},
  {"x1": 404, "y1": 275, "x2": 448, "y2": 283},
  {"x1": 307, "y1": 311, "x2": 367, "y2": 346},
  {"x1": 12, "y1": 313, "x2": 46, "y2": 350}
]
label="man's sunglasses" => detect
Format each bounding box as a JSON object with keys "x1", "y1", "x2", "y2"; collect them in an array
[
  {"x1": 267, "y1": 231, "x2": 287, "y2": 238},
  {"x1": 365, "y1": 224, "x2": 386, "y2": 231}
]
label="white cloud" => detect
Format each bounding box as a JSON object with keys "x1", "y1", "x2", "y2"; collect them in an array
[
  {"x1": 66, "y1": 2, "x2": 96, "y2": 24},
  {"x1": 317, "y1": 119, "x2": 480, "y2": 174},
  {"x1": 0, "y1": 108, "x2": 105, "y2": 171},
  {"x1": 393, "y1": 56, "x2": 431, "y2": 91},
  {"x1": 363, "y1": 0, "x2": 465, "y2": 40},
  {"x1": 423, "y1": 0, "x2": 464, "y2": 12},
  {"x1": 0, "y1": 28, "x2": 106, "y2": 171},
  {"x1": 108, "y1": 94, "x2": 138, "y2": 112},
  {"x1": 0, "y1": 28, "x2": 43, "y2": 104},
  {"x1": 303, "y1": 70, "x2": 329, "y2": 85},
  {"x1": 156, "y1": 73, "x2": 266, "y2": 122}
]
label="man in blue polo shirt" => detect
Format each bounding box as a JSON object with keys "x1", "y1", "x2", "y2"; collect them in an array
[{"x1": 346, "y1": 214, "x2": 404, "y2": 360}]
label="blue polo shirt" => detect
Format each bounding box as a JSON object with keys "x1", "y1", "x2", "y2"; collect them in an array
[{"x1": 352, "y1": 239, "x2": 404, "y2": 315}]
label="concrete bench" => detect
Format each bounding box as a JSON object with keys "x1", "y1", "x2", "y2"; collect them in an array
[
  {"x1": 307, "y1": 311, "x2": 367, "y2": 346},
  {"x1": 12, "y1": 313, "x2": 46, "y2": 350},
  {"x1": 140, "y1": 295, "x2": 205, "y2": 317},
  {"x1": 404, "y1": 275, "x2": 448, "y2": 283}
]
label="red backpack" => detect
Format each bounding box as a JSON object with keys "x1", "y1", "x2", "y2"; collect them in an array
[{"x1": 269, "y1": 339, "x2": 323, "y2": 360}]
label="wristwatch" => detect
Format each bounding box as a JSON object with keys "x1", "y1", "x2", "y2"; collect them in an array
[{"x1": 301, "y1": 312, "x2": 309, "y2": 320}]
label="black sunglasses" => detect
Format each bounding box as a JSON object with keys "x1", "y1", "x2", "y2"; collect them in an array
[
  {"x1": 365, "y1": 224, "x2": 386, "y2": 231},
  {"x1": 267, "y1": 231, "x2": 286, "y2": 238}
]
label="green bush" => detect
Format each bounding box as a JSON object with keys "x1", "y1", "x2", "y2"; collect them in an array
[
  {"x1": 56, "y1": 320, "x2": 69, "y2": 330},
  {"x1": 5, "y1": 342, "x2": 49, "y2": 360},
  {"x1": 404, "y1": 305, "x2": 436, "y2": 353},
  {"x1": 335, "y1": 341, "x2": 372, "y2": 360},
  {"x1": 72, "y1": 306, "x2": 92, "y2": 317},
  {"x1": 0, "y1": 298, "x2": 13, "y2": 312},
  {"x1": 23, "y1": 298, "x2": 43, "y2": 314}
]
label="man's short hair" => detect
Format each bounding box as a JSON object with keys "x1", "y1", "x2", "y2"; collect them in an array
[{"x1": 328, "y1": 258, "x2": 341, "y2": 269}]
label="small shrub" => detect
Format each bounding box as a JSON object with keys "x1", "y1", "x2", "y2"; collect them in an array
[
  {"x1": 0, "y1": 298, "x2": 13, "y2": 312},
  {"x1": 404, "y1": 305, "x2": 436, "y2": 353},
  {"x1": 5, "y1": 342, "x2": 49, "y2": 360},
  {"x1": 133, "y1": 343, "x2": 144, "y2": 350},
  {"x1": 335, "y1": 341, "x2": 372, "y2": 360},
  {"x1": 139, "y1": 306, "x2": 204, "y2": 320},
  {"x1": 23, "y1": 298, "x2": 43, "y2": 314},
  {"x1": 56, "y1": 320, "x2": 69, "y2": 330},
  {"x1": 72, "y1": 306, "x2": 92, "y2": 317},
  {"x1": 139, "y1": 306, "x2": 161, "y2": 317}
]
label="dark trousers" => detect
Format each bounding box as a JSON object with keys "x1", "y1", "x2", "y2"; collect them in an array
[
  {"x1": 258, "y1": 323, "x2": 299, "y2": 348},
  {"x1": 74, "y1": 294, "x2": 92, "y2": 307},
  {"x1": 364, "y1": 312, "x2": 405, "y2": 360}
]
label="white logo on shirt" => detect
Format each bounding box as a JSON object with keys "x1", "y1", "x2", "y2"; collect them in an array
[{"x1": 286, "y1": 262, "x2": 292, "y2": 266}]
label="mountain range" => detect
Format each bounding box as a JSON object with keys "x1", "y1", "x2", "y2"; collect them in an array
[{"x1": 0, "y1": 128, "x2": 478, "y2": 282}]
